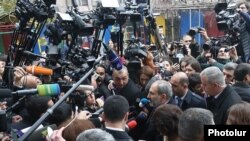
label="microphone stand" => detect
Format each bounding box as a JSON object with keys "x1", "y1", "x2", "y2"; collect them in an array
[{"x1": 18, "y1": 55, "x2": 105, "y2": 141}]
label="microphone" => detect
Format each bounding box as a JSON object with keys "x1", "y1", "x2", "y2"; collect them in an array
[
  {"x1": 75, "y1": 84, "x2": 94, "y2": 92},
  {"x1": 102, "y1": 43, "x2": 123, "y2": 70},
  {"x1": 91, "y1": 108, "x2": 104, "y2": 118},
  {"x1": 127, "y1": 120, "x2": 137, "y2": 129},
  {"x1": 139, "y1": 98, "x2": 150, "y2": 108},
  {"x1": 12, "y1": 84, "x2": 60, "y2": 96},
  {"x1": 0, "y1": 89, "x2": 12, "y2": 98},
  {"x1": 23, "y1": 51, "x2": 47, "y2": 59},
  {"x1": 25, "y1": 66, "x2": 53, "y2": 76}
]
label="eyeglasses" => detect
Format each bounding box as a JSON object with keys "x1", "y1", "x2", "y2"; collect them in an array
[{"x1": 184, "y1": 40, "x2": 192, "y2": 43}]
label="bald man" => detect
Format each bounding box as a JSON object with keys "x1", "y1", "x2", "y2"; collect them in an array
[
  {"x1": 170, "y1": 72, "x2": 206, "y2": 110},
  {"x1": 111, "y1": 66, "x2": 141, "y2": 106}
]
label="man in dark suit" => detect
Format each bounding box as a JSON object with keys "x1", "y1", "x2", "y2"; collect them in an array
[
  {"x1": 109, "y1": 66, "x2": 141, "y2": 106},
  {"x1": 200, "y1": 67, "x2": 242, "y2": 125},
  {"x1": 139, "y1": 80, "x2": 173, "y2": 141},
  {"x1": 103, "y1": 95, "x2": 133, "y2": 141},
  {"x1": 232, "y1": 63, "x2": 250, "y2": 102},
  {"x1": 170, "y1": 72, "x2": 207, "y2": 111}
]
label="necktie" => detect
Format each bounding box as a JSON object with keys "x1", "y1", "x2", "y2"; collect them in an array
[{"x1": 176, "y1": 97, "x2": 182, "y2": 107}]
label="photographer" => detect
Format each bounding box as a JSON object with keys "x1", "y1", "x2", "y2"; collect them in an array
[
  {"x1": 91, "y1": 64, "x2": 112, "y2": 99},
  {"x1": 237, "y1": 2, "x2": 250, "y2": 63},
  {"x1": 197, "y1": 44, "x2": 239, "y2": 70}
]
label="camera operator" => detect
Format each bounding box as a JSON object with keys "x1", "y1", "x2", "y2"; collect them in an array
[
  {"x1": 91, "y1": 64, "x2": 112, "y2": 99},
  {"x1": 197, "y1": 44, "x2": 239, "y2": 70},
  {"x1": 182, "y1": 34, "x2": 200, "y2": 58},
  {"x1": 236, "y1": 2, "x2": 250, "y2": 63}
]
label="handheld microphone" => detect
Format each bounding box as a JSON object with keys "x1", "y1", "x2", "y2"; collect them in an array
[
  {"x1": 102, "y1": 43, "x2": 123, "y2": 70},
  {"x1": 91, "y1": 108, "x2": 104, "y2": 118},
  {"x1": 12, "y1": 84, "x2": 60, "y2": 96},
  {"x1": 25, "y1": 66, "x2": 53, "y2": 75},
  {"x1": 139, "y1": 98, "x2": 150, "y2": 108},
  {"x1": 127, "y1": 120, "x2": 137, "y2": 130}
]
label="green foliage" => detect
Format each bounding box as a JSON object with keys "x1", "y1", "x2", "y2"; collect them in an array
[{"x1": 0, "y1": 0, "x2": 17, "y2": 24}]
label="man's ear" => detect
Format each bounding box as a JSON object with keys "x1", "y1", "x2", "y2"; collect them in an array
[
  {"x1": 161, "y1": 93, "x2": 167, "y2": 100},
  {"x1": 123, "y1": 112, "x2": 129, "y2": 122}
]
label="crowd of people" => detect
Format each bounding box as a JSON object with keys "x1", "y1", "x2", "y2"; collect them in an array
[{"x1": 1, "y1": 1, "x2": 250, "y2": 141}]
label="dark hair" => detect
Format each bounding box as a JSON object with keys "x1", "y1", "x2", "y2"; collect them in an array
[
  {"x1": 238, "y1": 2, "x2": 249, "y2": 10},
  {"x1": 95, "y1": 64, "x2": 107, "y2": 72},
  {"x1": 180, "y1": 56, "x2": 196, "y2": 71},
  {"x1": 160, "y1": 56, "x2": 173, "y2": 65},
  {"x1": 47, "y1": 101, "x2": 72, "y2": 126},
  {"x1": 104, "y1": 95, "x2": 129, "y2": 122},
  {"x1": 234, "y1": 63, "x2": 250, "y2": 81},
  {"x1": 188, "y1": 73, "x2": 201, "y2": 90},
  {"x1": 0, "y1": 54, "x2": 7, "y2": 61},
  {"x1": 25, "y1": 95, "x2": 52, "y2": 120},
  {"x1": 152, "y1": 104, "x2": 183, "y2": 140},
  {"x1": 185, "y1": 59, "x2": 202, "y2": 73}
]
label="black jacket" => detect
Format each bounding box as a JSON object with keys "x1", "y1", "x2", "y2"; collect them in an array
[
  {"x1": 206, "y1": 85, "x2": 242, "y2": 124},
  {"x1": 233, "y1": 82, "x2": 250, "y2": 103},
  {"x1": 105, "y1": 128, "x2": 133, "y2": 141},
  {"x1": 172, "y1": 90, "x2": 207, "y2": 111},
  {"x1": 113, "y1": 79, "x2": 141, "y2": 106}
]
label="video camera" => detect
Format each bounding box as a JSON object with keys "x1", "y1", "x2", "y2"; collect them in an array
[
  {"x1": 215, "y1": 2, "x2": 240, "y2": 31},
  {"x1": 124, "y1": 37, "x2": 147, "y2": 63},
  {"x1": 188, "y1": 27, "x2": 203, "y2": 37}
]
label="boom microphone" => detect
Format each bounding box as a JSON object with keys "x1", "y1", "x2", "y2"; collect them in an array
[
  {"x1": 25, "y1": 66, "x2": 53, "y2": 75},
  {"x1": 23, "y1": 51, "x2": 47, "y2": 59},
  {"x1": 12, "y1": 84, "x2": 60, "y2": 96},
  {"x1": 75, "y1": 84, "x2": 94, "y2": 92},
  {"x1": 102, "y1": 43, "x2": 123, "y2": 70},
  {"x1": 0, "y1": 89, "x2": 12, "y2": 98}
]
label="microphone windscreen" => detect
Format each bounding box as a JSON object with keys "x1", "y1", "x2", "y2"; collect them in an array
[
  {"x1": 109, "y1": 51, "x2": 123, "y2": 70},
  {"x1": 0, "y1": 89, "x2": 12, "y2": 98},
  {"x1": 26, "y1": 66, "x2": 53, "y2": 75},
  {"x1": 37, "y1": 84, "x2": 60, "y2": 96},
  {"x1": 139, "y1": 98, "x2": 150, "y2": 108},
  {"x1": 75, "y1": 85, "x2": 94, "y2": 92},
  {"x1": 127, "y1": 120, "x2": 137, "y2": 129}
]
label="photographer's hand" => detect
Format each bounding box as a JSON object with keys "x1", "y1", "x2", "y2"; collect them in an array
[
  {"x1": 77, "y1": 110, "x2": 92, "y2": 120},
  {"x1": 46, "y1": 127, "x2": 65, "y2": 141},
  {"x1": 108, "y1": 80, "x2": 115, "y2": 90},
  {"x1": 12, "y1": 115, "x2": 23, "y2": 123},
  {"x1": 229, "y1": 46, "x2": 239, "y2": 62},
  {"x1": 199, "y1": 28, "x2": 210, "y2": 41},
  {"x1": 0, "y1": 101, "x2": 7, "y2": 110}
]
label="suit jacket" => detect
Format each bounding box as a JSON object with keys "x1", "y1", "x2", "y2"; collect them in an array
[
  {"x1": 105, "y1": 128, "x2": 133, "y2": 141},
  {"x1": 206, "y1": 85, "x2": 242, "y2": 125},
  {"x1": 233, "y1": 82, "x2": 250, "y2": 103},
  {"x1": 114, "y1": 79, "x2": 141, "y2": 106},
  {"x1": 172, "y1": 90, "x2": 207, "y2": 111}
]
